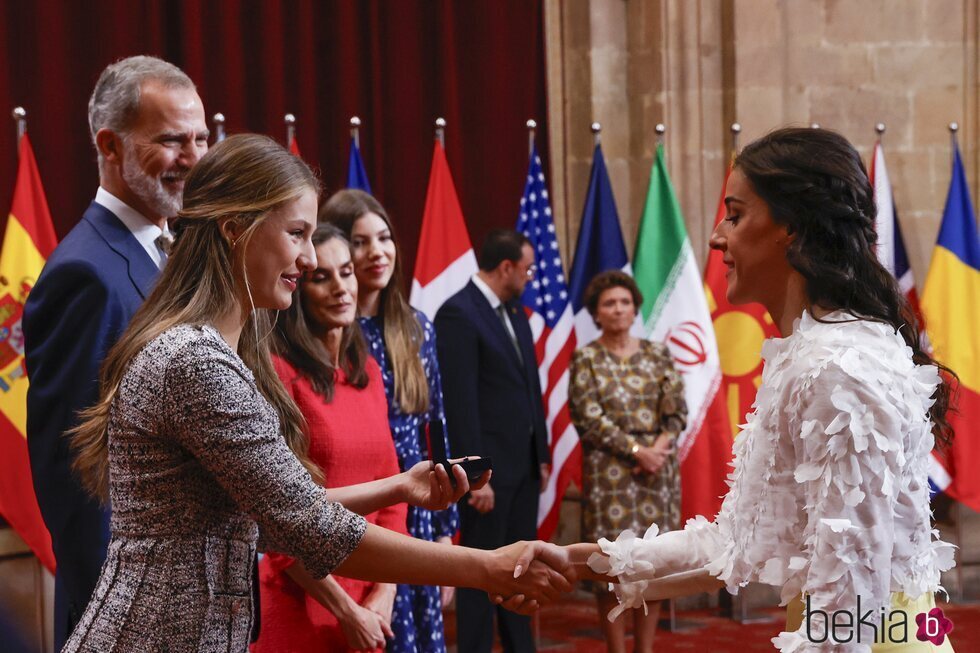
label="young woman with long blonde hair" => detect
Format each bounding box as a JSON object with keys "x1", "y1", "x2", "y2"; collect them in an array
[{"x1": 62, "y1": 134, "x2": 569, "y2": 653}]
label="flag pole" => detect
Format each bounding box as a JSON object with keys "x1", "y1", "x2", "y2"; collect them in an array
[
  {"x1": 591, "y1": 121, "x2": 601, "y2": 146},
  {"x1": 350, "y1": 116, "x2": 361, "y2": 149},
  {"x1": 875, "y1": 122, "x2": 885, "y2": 144},
  {"x1": 435, "y1": 117, "x2": 446, "y2": 148},
  {"x1": 10, "y1": 101, "x2": 50, "y2": 653},
  {"x1": 526, "y1": 119, "x2": 536, "y2": 157},
  {"x1": 213, "y1": 113, "x2": 226, "y2": 143},
  {"x1": 655, "y1": 122, "x2": 666, "y2": 147},
  {"x1": 12, "y1": 106, "x2": 26, "y2": 148},
  {"x1": 945, "y1": 117, "x2": 967, "y2": 603},
  {"x1": 285, "y1": 113, "x2": 296, "y2": 146},
  {"x1": 731, "y1": 122, "x2": 741, "y2": 154}
]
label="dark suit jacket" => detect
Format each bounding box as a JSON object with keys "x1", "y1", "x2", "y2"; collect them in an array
[
  {"x1": 434, "y1": 280, "x2": 549, "y2": 487},
  {"x1": 23, "y1": 201, "x2": 159, "y2": 641}
]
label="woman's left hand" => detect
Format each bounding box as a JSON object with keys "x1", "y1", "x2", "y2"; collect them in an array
[
  {"x1": 363, "y1": 583, "x2": 397, "y2": 628},
  {"x1": 401, "y1": 461, "x2": 492, "y2": 510}
]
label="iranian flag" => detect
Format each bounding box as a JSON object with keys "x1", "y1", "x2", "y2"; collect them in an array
[
  {"x1": 633, "y1": 144, "x2": 732, "y2": 521},
  {"x1": 410, "y1": 140, "x2": 478, "y2": 320}
]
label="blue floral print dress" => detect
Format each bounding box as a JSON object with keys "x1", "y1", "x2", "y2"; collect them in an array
[{"x1": 359, "y1": 311, "x2": 459, "y2": 653}]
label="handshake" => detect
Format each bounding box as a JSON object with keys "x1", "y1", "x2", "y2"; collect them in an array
[
  {"x1": 483, "y1": 541, "x2": 608, "y2": 614},
  {"x1": 479, "y1": 536, "x2": 722, "y2": 617},
  {"x1": 399, "y1": 460, "x2": 721, "y2": 616}
]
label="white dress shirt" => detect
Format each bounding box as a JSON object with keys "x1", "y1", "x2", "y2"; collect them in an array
[
  {"x1": 94, "y1": 187, "x2": 171, "y2": 269},
  {"x1": 471, "y1": 273, "x2": 519, "y2": 344}
]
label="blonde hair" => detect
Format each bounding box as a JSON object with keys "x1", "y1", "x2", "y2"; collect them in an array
[
  {"x1": 320, "y1": 189, "x2": 429, "y2": 414},
  {"x1": 71, "y1": 133, "x2": 324, "y2": 501}
]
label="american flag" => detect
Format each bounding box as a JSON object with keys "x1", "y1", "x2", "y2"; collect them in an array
[{"x1": 516, "y1": 144, "x2": 579, "y2": 540}]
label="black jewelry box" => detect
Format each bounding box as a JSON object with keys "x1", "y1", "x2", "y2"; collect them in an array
[{"x1": 426, "y1": 419, "x2": 492, "y2": 487}]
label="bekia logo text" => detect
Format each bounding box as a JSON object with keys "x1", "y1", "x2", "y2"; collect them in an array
[{"x1": 805, "y1": 596, "x2": 953, "y2": 645}]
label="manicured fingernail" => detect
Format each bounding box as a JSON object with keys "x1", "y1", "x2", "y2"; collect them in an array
[{"x1": 514, "y1": 565, "x2": 523, "y2": 578}]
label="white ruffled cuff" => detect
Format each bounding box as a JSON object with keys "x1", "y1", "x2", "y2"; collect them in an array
[{"x1": 588, "y1": 524, "x2": 661, "y2": 620}]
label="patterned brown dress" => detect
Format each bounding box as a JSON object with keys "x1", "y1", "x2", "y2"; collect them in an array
[{"x1": 569, "y1": 339, "x2": 686, "y2": 564}]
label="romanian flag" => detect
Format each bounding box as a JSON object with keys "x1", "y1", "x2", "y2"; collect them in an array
[
  {"x1": 703, "y1": 163, "x2": 780, "y2": 439},
  {"x1": 0, "y1": 135, "x2": 57, "y2": 571},
  {"x1": 921, "y1": 142, "x2": 980, "y2": 511}
]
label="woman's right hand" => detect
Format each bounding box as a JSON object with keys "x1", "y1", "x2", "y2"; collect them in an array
[
  {"x1": 633, "y1": 443, "x2": 672, "y2": 475},
  {"x1": 401, "y1": 460, "x2": 492, "y2": 510},
  {"x1": 338, "y1": 600, "x2": 393, "y2": 652},
  {"x1": 484, "y1": 541, "x2": 574, "y2": 613}
]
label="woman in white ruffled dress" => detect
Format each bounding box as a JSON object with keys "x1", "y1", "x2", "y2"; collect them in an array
[{"x1": 513, "y1": 127, "x2": 958, "y2": 652}]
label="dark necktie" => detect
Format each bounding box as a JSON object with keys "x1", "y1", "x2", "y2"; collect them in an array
[{"x1": 496, "y1": 304, "x2": 524, "y2": 365}]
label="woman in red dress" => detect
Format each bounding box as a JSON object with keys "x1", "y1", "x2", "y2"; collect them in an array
[{"x1": 254, "y1": 223, "x2": 407, "y2": 652}]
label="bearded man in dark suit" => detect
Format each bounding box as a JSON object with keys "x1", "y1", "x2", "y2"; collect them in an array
[
  {"x1": 23, "y1": 55, "x2": 208, "y2": 649},
  {"x1": 435, "y1": 229, "x2": 550, "y2": 653}
]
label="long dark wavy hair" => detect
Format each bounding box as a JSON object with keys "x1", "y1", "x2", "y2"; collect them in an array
[
  {"x1": 735, "y1": 126, "x2": 956, "y2": 448},
  {"x1": 272, "y1": 223, "x2": 369, "y2": 402}
]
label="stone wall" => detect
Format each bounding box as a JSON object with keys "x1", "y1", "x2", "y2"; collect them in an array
[
  {"x1": 545, "y1": 0, "x2": 980, "y2": 605},
  {"x1": 545, "y1": 0, "x2": 979, "y2": 281}
]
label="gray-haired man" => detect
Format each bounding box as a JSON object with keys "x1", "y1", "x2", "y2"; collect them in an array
[{"x1": 23, "y1": 55, "x2": 207, "y2": 648}]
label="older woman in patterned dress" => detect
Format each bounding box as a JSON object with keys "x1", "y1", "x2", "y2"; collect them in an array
[{"x1": 569, "y1": 270, "x2": 686, "y2": 653}]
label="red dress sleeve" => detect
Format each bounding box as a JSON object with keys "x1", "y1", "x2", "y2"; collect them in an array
[
  {"x1": 364, "y1": 359, "x2": 409, "y2": 536},
  {"x1": 264, "y1": 354, "x2": 302, "y2": 574}
]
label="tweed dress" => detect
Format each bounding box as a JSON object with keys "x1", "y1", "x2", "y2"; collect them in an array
[{"x1": 62, "y1": 324, "x2": 367, "y2": 653}]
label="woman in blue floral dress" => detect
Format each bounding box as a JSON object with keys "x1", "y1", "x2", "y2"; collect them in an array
[{"x1": 322, "y1": 189, "x2": 458, "y2": 653}]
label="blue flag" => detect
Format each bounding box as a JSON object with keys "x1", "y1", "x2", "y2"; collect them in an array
[
  {"x1": 567, "y1": 142, "x2": 629, "y2": 343},
  {"x1": 346, "y1": 137, "x2": 372, "y2": 193},
  {"x1": 922, "y1": 142, "x2": 980, "y2": 509}
]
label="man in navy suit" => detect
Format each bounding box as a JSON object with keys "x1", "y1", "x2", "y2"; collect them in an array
[
  {"x1": 23, "y1": 56, "x2": 207, "y2": 649},
  {"x1": 435, "y1": 229, "x2": 550, "y2": 653}
]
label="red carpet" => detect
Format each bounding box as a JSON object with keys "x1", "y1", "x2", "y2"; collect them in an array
[{"x1": 445, "y1": 593, "x2": 980, "y2": 652}]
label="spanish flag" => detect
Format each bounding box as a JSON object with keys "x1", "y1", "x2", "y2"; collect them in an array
[
  {"x1": 921, "y1": 142, "x2": 980, "y2": 511},
  {"x1": 0, "y1": 134, "x2": 57, "y2": 571}
]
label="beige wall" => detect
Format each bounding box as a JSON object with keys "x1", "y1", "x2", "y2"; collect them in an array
[{"x1": 546, "y1": 0, "x2": 980, "y2": 285}]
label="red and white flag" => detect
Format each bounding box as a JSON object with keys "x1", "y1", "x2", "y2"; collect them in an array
[
  {"x1": 870, "y1": 141, "x2": 922, "y2": 314},
  {"x1": 516, "y1": 143, "x2": 578, "y2": 539},
  {"x1": 410, "y1": 141, "x2": 478, "y2": 319}
]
